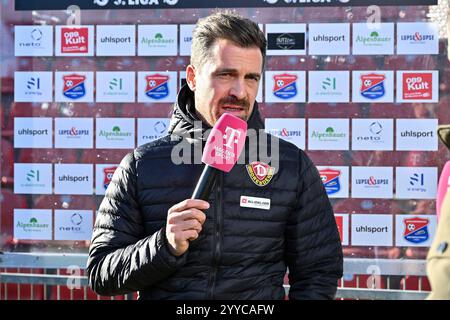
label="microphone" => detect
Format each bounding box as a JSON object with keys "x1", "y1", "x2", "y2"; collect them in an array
[
  {"x1": 436, "y1": 161, "x2": 450, "y2": 222},
  {"x1": 191, "y1": 113, "x2": 247, "y2": 200}
]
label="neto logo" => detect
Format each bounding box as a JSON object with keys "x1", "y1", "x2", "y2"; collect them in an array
[
  {"x1": 154, "y1": 121, "x2": 167, "y2": 134},
  {"x1": 369, "y1": 122, "x2": 383, "y2": 135},
  {"x1": 19, "y1": 29, "x2": 43, "y2": 48},
  {"x1": 31, "y1": 29, "x2": 43, "y2": 41},
  {"x1": 357, "y1": 122, "x2": 383, "y2": 142},
  {"x1": 59, "y1": 213, "x2": 83, "y2": 232}
]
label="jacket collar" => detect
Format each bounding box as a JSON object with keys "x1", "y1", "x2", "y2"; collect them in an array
[{"x1": 168, "y1": 85, "x2": 264, "y2": 141}]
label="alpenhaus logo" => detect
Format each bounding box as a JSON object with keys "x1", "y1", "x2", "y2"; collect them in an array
[
  {"x1": 356, "y1": 31, "x2": 391, "y2": 47},
  {"x1": 16, "y1": 217, "x2": 49, "y2": 232},
  {"x1": 99, "y1": 126, "x2": 132, "y2": 141},
  {"x1": 311, "y1": 127, "x2": 346, "y2": 141},
  {"x1": 246, "y1": 162, "x2": 275, "y2": 187}
]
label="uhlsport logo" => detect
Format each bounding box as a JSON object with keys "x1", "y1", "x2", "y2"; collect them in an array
[
  {"x1": 402, "y1": 73, "x2": 433, "y2": 101},
  {"x1": 360, "y1": 74, "x2": 386, "y2": 100},
  {"x1": 273, "y1": 73, "x2": 298, "y2": 99},
  {"x1": 61, "y1": 27, "x2": 88, "y2": 54},
  {"x1": 246, "y1": 161, "x2": 275, "y2": 187},
  {"x1": 103, "y1": 166, "x2": 117, "y2": 190},
  {"x1": 146, "y1": 74, "x2": 170, "y2": 100},
  {"x1": 403, "y1": 217, "x2": 429, "y2": 244},
  {"x1": 63, "y1": 74, "x2": 86, "y2": 100},
  {"x1": 319, "y1": 168, "x2": 341, "y2": 195}
]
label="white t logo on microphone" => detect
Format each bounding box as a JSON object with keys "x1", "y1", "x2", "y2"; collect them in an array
[{"x1": 223, "y1": 127, "x2": 241, "y2": 148}]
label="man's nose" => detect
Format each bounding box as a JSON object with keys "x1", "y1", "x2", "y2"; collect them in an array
[{"x1": 229, "y1": 78, "x2": 246, "y2": 100}]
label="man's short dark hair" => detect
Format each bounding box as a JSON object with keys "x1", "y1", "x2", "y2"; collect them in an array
[{"x1": 191, "y1": 11, "x2": 267, "y2": 70}]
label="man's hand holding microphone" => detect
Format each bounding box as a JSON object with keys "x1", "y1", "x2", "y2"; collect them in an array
[{"x1": 165, "y1": 113, "x2": 247, "y2": 256}]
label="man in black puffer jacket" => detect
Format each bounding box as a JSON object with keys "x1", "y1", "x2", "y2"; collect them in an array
[{"x1": 87, "y1": 11, "x2": 343, "y2": 300}]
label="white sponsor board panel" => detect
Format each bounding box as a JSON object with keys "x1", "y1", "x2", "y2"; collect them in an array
[
  {"x1": 54, "y1": 210, "x2": 93, "y2": 241},
  {"x1": 395, "y1": 167, "x2": 438, "y2": 199},
  {"x1": 395, "y1": 214, "x2": 437, "y2": 247},
  {"x1": 14, "y1": 163, "x2": 52, "y2": 195},
  {"x1": 265, "y1": 118, "x2": 306, "y2": 149},
  {"x1": 14, "y1": 117, "x2": 53, "y2": 148},
  {"x1": 14, "y1": 209, "x2": 52, "y2": 240},
  {"x1": 352, "y1": 166, "x2": 393, "y2": 199},
  {"x1": 352, "y1": 118, "x2": 394, "y2": 151},
  {"x1": 396, "y1": 119, "x2": 438, "y2": 151},
  {"x1": 14, "y1": 71, "x2": 53, "y2": 102},
  {"x1": 96, "y1": 25, "x2": 135, "y2": 56},
  {"x1": 317, "y1": 166, "x2": 349, "y2": 199},
  {"x1": 309, "y1": 23, "x2": 350, "y2": 55},
  {"x1": 351, "y1": 214, "x2": 393, "y2": 246},
  {"x1": 308, "y1": 118, "x2": 349, "y2": 150},
  {"x1": 54, "y1": 164, "x2": 93, "y2": 195},
  {"x1": 15, "y1": 25, "x2": 53, "y2": 56}
]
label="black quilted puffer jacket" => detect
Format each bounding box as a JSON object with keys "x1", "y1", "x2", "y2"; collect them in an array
[{"x1": 87, "y1": 85, "x2": 343, "y2": 300}]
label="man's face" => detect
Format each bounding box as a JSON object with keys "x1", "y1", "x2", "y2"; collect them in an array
[{"x1": 186, "y1": 39, "x2": 263, "y2": 127}]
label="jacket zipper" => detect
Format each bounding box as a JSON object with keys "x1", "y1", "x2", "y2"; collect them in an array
[{"x1": 206, "y1": 172, "x2": 223, "y2": 299}]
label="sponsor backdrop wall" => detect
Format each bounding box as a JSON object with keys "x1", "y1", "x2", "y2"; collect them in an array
[{"x1": 1, "y1": 0, "x2": 447, "y2": 278}]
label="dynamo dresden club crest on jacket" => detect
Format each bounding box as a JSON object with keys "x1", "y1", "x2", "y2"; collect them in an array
[
  {"x1": 319, "y1": 168, "x2": 341, "y2": 195},
  {"x1": 63, "y1": 74, "x2": 86, "y2": 100},
  {"x1": 360, "y1": 73, "x2": 386, "y2": 100},
  {"x1": 403, "y1": 217, "x2": 429, "y2": 244},
  {"x1": 273, "y1": 73, "x2": 298, "y2": 99},
  {"x1": 246, "y1": 161, "x2": 275, "y2": 187},
  {"x1": 146, "y1": 74, "x2": 170, "y2": 100}
]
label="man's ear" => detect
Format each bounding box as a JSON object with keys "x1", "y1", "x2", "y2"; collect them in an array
[{"x1": 186, "y1": 65, "x2": 196, "y2": 91}]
